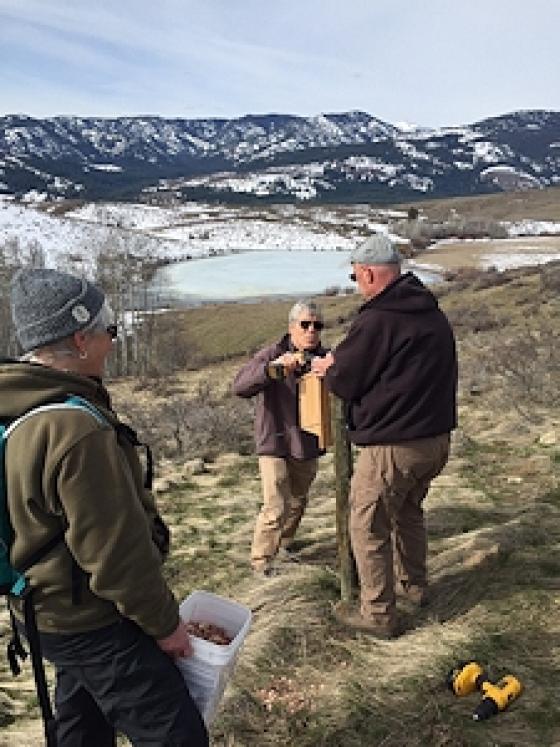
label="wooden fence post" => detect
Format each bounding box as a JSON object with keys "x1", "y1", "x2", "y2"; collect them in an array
[{"x1": 331, "y1": 394, "x2": 357, "y2": 602}]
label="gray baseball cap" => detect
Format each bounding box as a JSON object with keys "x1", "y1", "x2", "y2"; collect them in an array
[
  {"x1": 350, "y1": 233, "x2": 401, "y2": 265},
  {"x1": 10, "y1": 268, "x2": 105, "y2": 353}
]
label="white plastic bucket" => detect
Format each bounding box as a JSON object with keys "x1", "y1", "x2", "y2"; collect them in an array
[{"x1": 177, "y1": 590, "x2": 252, "y2": 726}]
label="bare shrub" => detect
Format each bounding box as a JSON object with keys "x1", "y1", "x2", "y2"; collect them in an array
[
  {"x1": 323, "y1": 286, "x2": 340, "y2": 297},
  {"x1": 443, "y1": 267, "x2": 483, "y2": 284},
  {"x1": 409, "y1": 236, "x2": 432, "y2": 253},
  {"x1": 115, "y1": 383, "x2": 254, "y2": 462},
  {"x1": 138, "y1": 311, "x2": 197, "y2": 377},
  {"x1": 446, "y1": 303, "x2": 499, "y2": 333},
  {"x1": 0, "y1": 236, "x2": 47, "y2": 356},
  {"x1": 483, "y1": 316, "x2": 560, "y2": 420},
  {"x1": 407, "y1": 206, "x2": 419, "y2": 221},
  {"x1": 540, "y1": 261, "x2": 560, "y2": 293},
  {"x1": 472, "y1": 269, "x2": 512, "y2": 291},
  {"x1": 392, "y1": 217, "x2": 508, "y2": 245},
  {"x1": 443, "y1": 266, "x2": 513, "y2": 293}
]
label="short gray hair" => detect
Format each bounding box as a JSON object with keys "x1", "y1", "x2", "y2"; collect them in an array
[
  {"x1": 84, "y1": 302, "x2": 114, "y2": 334},
  {"x1": 288, "y1": 300, "x2": 323, "y2": 324}
]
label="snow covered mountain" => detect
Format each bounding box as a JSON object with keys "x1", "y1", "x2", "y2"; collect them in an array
[{"x1": 0, "y1": 110, "x2": 558, "y2": 203}]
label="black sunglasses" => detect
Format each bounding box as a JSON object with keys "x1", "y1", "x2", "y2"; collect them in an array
[
  {"x1": 106, "y1": 324, "x2": 118, "y2": 340},
  {"x1": 299, "y1": 320, "x2": 324, "y2": 331}
]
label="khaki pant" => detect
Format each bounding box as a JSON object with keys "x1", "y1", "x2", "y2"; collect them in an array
[
  {"x1": 350, "y1": 434, "x2": 450, "y2": 621},
  {"x1": 251, "y1": 456, "x2": 318, "y2": 570}
]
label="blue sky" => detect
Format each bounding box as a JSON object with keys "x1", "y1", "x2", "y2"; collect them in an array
[{"x1": 1, "y1": 0, "x2": 559, "y2": 127}]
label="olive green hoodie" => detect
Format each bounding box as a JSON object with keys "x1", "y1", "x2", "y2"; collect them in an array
[{"x1": 0, "y1": 360, "x2": 179, "y2": 638}]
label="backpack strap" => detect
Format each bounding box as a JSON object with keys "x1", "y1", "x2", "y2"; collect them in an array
[
  {"x1": 116, "y1": 422, "x2": 154, "y2": 490},
  {"x1": 22, "y1": 588, "x2": 58, "y2": 746},
  {"x1": 0, "y1": 423, "x2": 21, "y2": 595}
]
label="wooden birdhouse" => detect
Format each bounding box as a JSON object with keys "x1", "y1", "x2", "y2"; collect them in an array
[{"x1": 298, "y1": 373, "x2": 332, "y2": 449}]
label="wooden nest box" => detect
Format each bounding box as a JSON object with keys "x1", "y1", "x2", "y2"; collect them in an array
[{"x1": 298, "y1": 373, "x2": 332, "y2": 449}]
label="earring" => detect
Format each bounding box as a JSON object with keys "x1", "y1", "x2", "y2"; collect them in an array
[{"x1": 79, "y1": 350, "x2": 88, "y2": 360}]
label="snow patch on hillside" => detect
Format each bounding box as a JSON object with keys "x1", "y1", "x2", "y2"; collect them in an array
[
  {"x1": 0, "y1": 201, "x2": 359, "y2": 270},
  {"x1": 507, "y1": 220, "x2": 560, "y2": 236},
  {"x1": 481, "y1": 252, "x2": 560, "y2": 270}
]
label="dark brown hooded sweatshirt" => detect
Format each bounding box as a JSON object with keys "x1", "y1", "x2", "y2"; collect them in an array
[
  {"x1": 0, "y1": 360, "x2": 179, "y2": 637},
  {"x1": 325, "y1": 272, "x2": 457, "y2": 445}
]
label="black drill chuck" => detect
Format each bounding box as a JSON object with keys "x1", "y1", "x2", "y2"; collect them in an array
[{"x1": 473, "y1": 697, "x2": 499, "y2": 721}]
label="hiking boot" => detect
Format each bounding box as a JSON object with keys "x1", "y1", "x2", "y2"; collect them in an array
[
  {"x1": 400, "y1": 583, "x2": 429, "y2": 608},
  {"x1": 277, "y1": 544, "x2": 299, "y2": 562},
  {"x1": 333, "y1": 603, "x2": 400, "y2": 639},
  {"x1": 252, "y1": 566, "x2": 278, "y2": 579}
]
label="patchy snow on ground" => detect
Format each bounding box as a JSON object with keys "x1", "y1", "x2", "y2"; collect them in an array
[
  {"x1": 152, "y1": 219, "x2": 352, "y2": 253},
  {"x1": 507, "y1": 219, "x2": 560, "y2": 236},
  {"x1": 0, "y1": 202, "x2": 198, "y2": 270},
  {"x1": 68, "y1": 201, "x2": 219, "y2": 231},
  {"x1": 0, "y1": 201, "x2": 360, "y2": 270},
  {"x1": 480, "y1": 252, "x2": 560, "y2": 270},
  {"x1": 2, "y1": 199, "x2": 559, "y2": 278}
]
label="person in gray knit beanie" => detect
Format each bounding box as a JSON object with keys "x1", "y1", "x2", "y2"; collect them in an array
[
  {"x1": 10, "y1": 268, "x2": 106, "y2": 353},
  {"x1": 1, "y1": 268, "x2": 209, "y2": 744}
]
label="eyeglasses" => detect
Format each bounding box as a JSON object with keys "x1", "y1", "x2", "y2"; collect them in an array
[
  {"x1": 349, "y1": 272, "x2": 357, "y2": 282},
  {"x1": 299, "y1": 320, "x2": 324, "y2": 331},
  {"x1": 106, "y1": 324, "x2": 118, "y2": 340}
]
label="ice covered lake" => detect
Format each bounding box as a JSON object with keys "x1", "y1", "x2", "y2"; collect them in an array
[{"x1": 151, "y1": 250, "x2": 440, "y2": 305}]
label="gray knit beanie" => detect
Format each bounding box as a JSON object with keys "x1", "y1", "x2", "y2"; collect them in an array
[{"x1": 10, "y1": 268, "x2": 105, "y2": 353}]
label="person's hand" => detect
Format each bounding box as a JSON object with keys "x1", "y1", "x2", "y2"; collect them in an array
[
  {"x1": 270, "y1": 352, "x2": 302, "y2": 375},
  {"x1": 283, "y1": 352, "x2": 304, "y2": 374},
  {"x1": 157, "y1": 619, "x2": 194, "y2": 659},
  {"x1": 311, "y1": 352, "x2": 334, "y2": 377}
]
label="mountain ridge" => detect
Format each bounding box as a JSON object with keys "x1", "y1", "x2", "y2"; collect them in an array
[{"x1": 1, "y1": 109, "x2": 558, "y2": 203}]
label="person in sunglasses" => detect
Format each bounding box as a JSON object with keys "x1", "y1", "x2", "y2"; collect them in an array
[
  {"x1": 233, "y1": 300, "x2": 329, "y2": 577},
  {"x1": 312, "y1": 234, "x2": 457, "y2": 638},
  {"x1": 1, "y1": 268, "x2": 208, "y2": 746}
]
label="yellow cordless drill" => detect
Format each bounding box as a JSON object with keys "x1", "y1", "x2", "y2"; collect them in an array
[
  {"x1": 447, "y1": 662, "x2": 522, "y2": 721},
  {"x1": 447, "y1": 661, "x2": 485, "y2": 696},
  {"x1": 473, "y1": 675, "x2": 523, "y2": 721}
]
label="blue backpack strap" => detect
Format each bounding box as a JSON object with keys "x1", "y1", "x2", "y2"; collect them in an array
[
  {"x1": 0, "y1": 424, "x2": 22, "y2": 595},
  {"x1": 64, "y1": 395, "x2": 109, "y2": 426}
]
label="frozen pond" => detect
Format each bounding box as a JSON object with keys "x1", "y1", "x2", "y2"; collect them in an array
[{"x1": 152, "y1": 250, "x2": 440, "y2": 305}]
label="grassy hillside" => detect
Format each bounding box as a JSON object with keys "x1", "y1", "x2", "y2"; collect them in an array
[
  {"x1": 1, "y1": 263, "x2": 559, "y2": 746},
  {"x1": 396, "y1": 185, "x2": 560, "y2": 223}
]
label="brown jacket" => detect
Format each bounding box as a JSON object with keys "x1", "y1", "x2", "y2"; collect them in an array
[
  {"x1": 0, "y1": 360, "x2": 179, "y2": 638},
  {"x1": 325, "y1": 273, "x2": 457, "y2": 445},
  {"x1": 233, "y1": 335, "x2": 327, "y2": 459}
]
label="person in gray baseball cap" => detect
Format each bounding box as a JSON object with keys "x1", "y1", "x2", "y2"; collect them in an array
[
  {"x1": 313, "y1": 233, "x2": 457, "y2": 639},
  {"x1": 1, "y1": 268, "x2": 208, "y2": 746}
]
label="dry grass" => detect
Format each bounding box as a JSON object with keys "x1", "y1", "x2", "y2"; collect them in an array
[
  {"x1": 204, "y1": 420, "x2": 560, "y2": 747},
  {"x1": 396, "y1": 186, "x2": 560, "y2": 223},
  {"x1": 414, "y1": 237, "x2": 560, "y2": 273}
]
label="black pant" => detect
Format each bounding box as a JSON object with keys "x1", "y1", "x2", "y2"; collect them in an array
[{"x1": 36, "y1": 619, "x2": 209, "y2": 747}]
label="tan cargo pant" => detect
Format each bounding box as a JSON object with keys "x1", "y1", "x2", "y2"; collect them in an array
[
  {"x1": 350, "y1": 434, "x2": 450, "y2": 621},
  {"x1": 251, "y1": 456, "x2": 318, "y2": 570}
]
